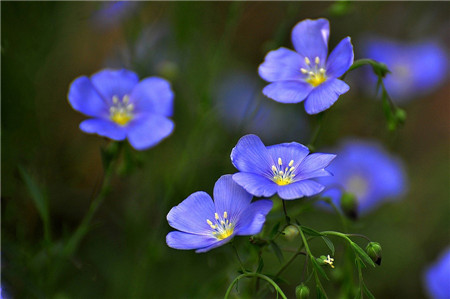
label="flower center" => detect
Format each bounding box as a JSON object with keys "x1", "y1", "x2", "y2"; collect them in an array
[
  {"x1": 301, "y1": 56, "x2": 327, "y2": 87},
  {"x1": 346, "y1": 175, "x2": 369, "y2": 199},
  {"x1": 272, "y1": 157, "x2": 296, "y2": 186},
  {"x1": 206, "y1": 211, "x2": 234, "y2": 240},
  {"x1": 110, "y1": 95, "x2": 134, "y2": 126},
  {"x1": 324, "y1": 255, "x2": 335, "y2": 268}
]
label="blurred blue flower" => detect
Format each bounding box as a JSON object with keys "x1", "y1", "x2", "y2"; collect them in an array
[
  {"x1": 91, "y1": 1, "x2": 138, "y2": 29},
  {"x1": 68, "y1": 69, "x2": 174, "y2": 150},
  {"x1": 318, "y1": 139, "x2": 407, "y2": 214},
  {"x1": 213, "y1": 71, "x2": 309, "y2": 144},
  {"x1": 231, "y1": 134, "x2": 335, "y2": 200},
  {"x1": 424, "y1": 248, "x2": 450, "y2": 299},
  {"x1": 362, "y1": 38, "x2": 448, "y2": 103},
  {"x1": 166, "y1": 175, "x2": 272, "y2": 253},
  {"x1": 259, "y1": 18, "x2": 354, "y2": 115}
]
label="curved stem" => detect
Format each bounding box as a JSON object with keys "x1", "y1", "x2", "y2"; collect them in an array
[
  {"x1": 274, "y1": 247, "x2": 306, "y2": 278},
  {"x1": 232, "y1": 242, "x2": 245, "y2": 273},
  {"x1": 225, "y1": 273, "x2": 287, "y2": 299}
]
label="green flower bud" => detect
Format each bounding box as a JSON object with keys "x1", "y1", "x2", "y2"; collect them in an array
[
  {"x1": 340, "y1": 192, "x2": 358, "y2": 220},
  {"x1": 366, "y1": 242, "x2": 382, "y2": 265},
  {"x1": 295, "y1": 283, "x2": 310, "y2": 299},
  {"x1": 283, "y1": 225, "x2": 299, "y2": 241}
]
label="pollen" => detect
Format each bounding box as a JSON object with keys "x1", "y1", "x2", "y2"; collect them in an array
[
  {"x1": 110, "y1": 95, "x2": 134, "y2": 126},
  {"x1": 207, "y1": 211, "x2": 234, "y2": 240},
  {"x1": 301, "y1": 56, "x2": 327, "y2": 87},
  {"x1": 272, "y1": 157, "x2": 296, "y2": 186}
]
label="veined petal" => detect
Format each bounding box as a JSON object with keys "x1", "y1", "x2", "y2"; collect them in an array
[
  {"x1": 258, "y1": 47, "x2": 304, "y2": 82},
  {"x1": 232, "y1": 172, "x2": 278, "y2": 198},
  {"x1": 126, "y1": 113, "x2": 174, "y2": 150},
  {"x1": 235, "y1": 199, "x2": 273, "y2": 235},
  {"x1": 213, "y1": 175, "x2": 252, "y2": 223},
  {"x1": 130, "y1": 77, "x2": 174, "y2": 117},
  {"x1": 278, "y1": 180, "x2": 325, "y2": 200},
  {"x1": 326, "y1": 37, "x2": 354, "y2": 78},
  {"x1": 91, "y1": 69, "x2": 139, "y2": 101},
  {"x1": 266, "y1": 142, "x2": 310, "y2": 169},
  {"x1": 167, "y1": 191, "x2": 215, "y2": 235},
  {"x1": 291, "y1": 18, "x2": 330, "y2": 64},
  {"x1": 79, "y1": 118, "x2": 126, "y2": 141},
  {"x1": 166, "y1": 231, "x2": 218, "y2": 250},
  {"x1": 296, "y1": 153, "x2": 336, "y2": 180},
  {"x1": 304, "y1": 78, "x2": 349, "y2": 115},
  {"x1": 68, "y1": 76, "x2": 109, "y2": 118},
  {"x1": 230, "y1": 134, "x2": 274, "y2": 176},
  {"x1": 195, "y1": 238, "x2": 234, "y2": 253},
  {"x1": 262, "y1": 81, "x2": 313, "y2": 104}
]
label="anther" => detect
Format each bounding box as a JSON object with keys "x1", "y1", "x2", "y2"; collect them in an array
[
  {"x1": 127, "y1": 103, "x2": 134, "y2": 111},
  {"x1": 123, "y1": 95, "x2": 130, "y2": 104},
  {"x1": 112, "y1": 95, "x2": 119, "y2": 104},
  {"x1": 278, "y1": 158, "x2": 282, "y2": 166},
  {"x1": 319, "y1": 68, "x2": 326, "y2": 73},
  {"x1": 304, "y1": 57, "x2": 311, "y2": 65},
  {"x1": 272, "y1": 165, "x2": 277, "y2": 172},
  {"x1": 223, "y1": 211, "x2": 228, "y2": 219},
  {"x1": 215, "y1": 213, "x2": 219, "y2": 220},
  {"x1": 300, "y1": 68, "x2": 308, "y2": 74},
  {"x1": 289, "y1": 160, "x2": 294, "y2": 167},
  {"x1": 315, "y1": 57, "x2": 320, "y2": 64}
]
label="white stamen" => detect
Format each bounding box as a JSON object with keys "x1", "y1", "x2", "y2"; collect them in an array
[
  {"x1": 278, "y1": 158, "x2": 282, "y2": 166},
  {"x1": 305, "y1": 57, "x2": 311, "y2": 65},
  {"x1": 300, "y1": 68, "x2": 308, "y2": 74},
  {"x1": 289, "y1": 160, "x2": 294, "y2": 167},
  {"x1": 315, "y1": 56, "x2": 320, "y2": 64}
]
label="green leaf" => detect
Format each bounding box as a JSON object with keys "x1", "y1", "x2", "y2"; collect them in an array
[
  {"x1": 270, "y1": 241, "x2": 284, "y2": 263},
  {"x1": 321, "y1": 237, "x2": 335, "y2": 256},
  {"x1": 354, "y1": 289, "x2": 362, "y2": 299},
  {"x1": 19, "y1": 166, "x2": 49, "y2": 226},
  {"x1": 270, "y1": 222, "x2": 281, "y2": 239},
  {"x1": 315, "y1": 283, "x2": 329, "y2": 299},
  {"x1": 351, "y1": 242, "x2": 376, "y2": 268},
  {"x1": 362, "y1": 282, "x2": 376, "y2": 299},
  {"x1": 301, "y1": 226, "x2": 324, "y2": 237},
  {"x1": 311, "y1": 257, "x2": 329, "y2": 281}
]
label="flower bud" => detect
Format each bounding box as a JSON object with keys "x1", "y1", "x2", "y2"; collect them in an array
[
  {"x1": 366, "y1": 242, "x2": 382, "y2": 265},
  {"x1": 295, "y1": 283, "x2": 310, "y2": 299},
  {"x1": 283, "y1": 225, "x2": 299, "y2": 241},
  {"x1": 340, "y1": 192, "x2": 358, "y2": 220}
]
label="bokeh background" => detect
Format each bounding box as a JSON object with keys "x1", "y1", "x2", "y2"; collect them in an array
[{"x1": 2, "y1": 2, "x2": 449, "y2": 298}]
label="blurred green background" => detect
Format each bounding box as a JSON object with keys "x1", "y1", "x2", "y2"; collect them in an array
[{"x1": 2, "y1": 2, "x2": 449, "y2": 298}]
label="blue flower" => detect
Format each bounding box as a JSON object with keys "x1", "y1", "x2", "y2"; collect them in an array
[
  {"x1": 213, "y1": 70, "x2": 309, "y2": 143},
  {"x1": 166, "y1": 175, "x2": 273, "y2": 253},
  {"x1": 68, "y1": 69, "x2": 174, "y2": 150},
  {"x1": 258, "y1": 18, "x2": 354, "y2": 115},
  {"x1": 424, "y1": 248, "x2": 450, "y2": 299},
  {"x1": 91, "y1": 1, "x2": 139, "y2": 29},
  {"x1": 231, "y1": 134, "x2": 336, "y2": 200},
  {"x1": 362, "y1": 38, "x2": 448, "y2": 103},
  {"x1": 317, "y1": 139, "x2": 407, "y2": 214}
]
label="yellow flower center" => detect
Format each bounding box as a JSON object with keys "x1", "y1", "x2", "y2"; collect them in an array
[
  {"x1": 272, "y1": 157, "x2": 296, "y2": 186},
  {"x1": 301, "y1": 56, "x2": 327, "y2": 87},
  {"x1": 206, "y1": 211, "x2": 234, "y2": 240},
  {"x1": 110, "y1": 95, "x2": 134, "y2": 126}
]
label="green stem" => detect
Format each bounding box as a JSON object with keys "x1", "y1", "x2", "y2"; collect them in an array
[
  {"x1": 308, "y1": 112, "x2": 325, "y2": 151},
  {"x1": 63, "y1": 157, "x2": 117, "y2": 256},
  {"x1": 321, "y1": 231, "x2": 353, "y2": 244},
  {"x1": 224, "y1": 273, "x2": 287, "y2": 299},
  {"x1": 281, "y1": 199, "x2": 290, "y2": 224},
  {"x1": 274, "y1": 246, "x2": 306, "y2": 278},
  {"x1": 232, "y1": 242, "x2": 245, "y2": 273},
  {"x1": 324, "y1": 198, "x2": 348, "y2": 232}
]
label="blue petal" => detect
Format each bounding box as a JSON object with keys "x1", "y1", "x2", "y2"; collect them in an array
[
  {"x1": 262, "y1": 81, "x2": 313, "y2": 104},
  {"x1": 79, "y1": 118, "x2": 126, "y2": 140},
  {"x1": 258, "y1": 47, "x2": 304, "y2": 82},
  {"x1": 232, "y1": 172, "x2": 278, "y2": 198},
  {"x1": 126, "y1": 113, "x2": 174, "y2": 150},
  {"x1": 291, "y1": 18, "x2": 330, "y2": 64},
  {"x1": 68, "y1": 76, "x2": 109, "y2": 118},
  {"x1": 166, "y1": 231, "x2": 218, "y2": 250},
  {"x1": 235, "y1": 199, "x2": 273, "y2": 235},
  {"x1": 278, "y1": 180, "x2": 325, "y2": 200},
  {"x1": 266, "y1": 142, "x2": 310, "y2": 170},
  {"x1": 230, "y1": 134, "x2": 274, "y2": 177},
  {"x1": 129, "y1": 77, "x2": 174, "y2": 117},
  {"x1": 167, "y1": 191, "x2": 215, "y2": 235},
  {"x1": 326, "y1": 37, "x2": 354, "y2": 78},
  {"x1": 296, "y1": 153, "x2": 336, "y2": 180},
  {"x1": 195, "y1": 238, "x2": 233, "y2": 253},
  {"x1": 91, "y1": 69, "x2": 139, "y2": 101},
  {"x1": 213, "y1": 175, "x2": 252, "y2": 223},
  {"x1": 304, "y1": 78, "x2": 349, "y2": 114}
]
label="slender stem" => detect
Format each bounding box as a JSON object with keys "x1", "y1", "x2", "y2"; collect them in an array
[
  {"x1": 324, "y1": 198, "x2": 348, "y2": 232},
  {"x1": 308, "y1": 112, "x2": 325, "y2": 151},
  {"x1": 321, "y1": 231, "x2": 353, "y2": 244},
  {"x1": 63, "y1": 155, "x2": 117, "y2": 256},
  {"x1": 346, "y1": 233, "x2": 372, "y2": 243},
  {"x1": 274, "y1": 247, "x2": 306, "y2": 278},
  {"x1": 232, "y1": 242, "x2": 245, "y2": 273},
  {"x1": 225, "y1": 273, "x2": 287, "y2": 299},
  {"x1": 281, "y1": 199, "x2": 290, "y2": 224},
  {"x1": 298, "y1": 225, "x2": 313, "y2": 257}
]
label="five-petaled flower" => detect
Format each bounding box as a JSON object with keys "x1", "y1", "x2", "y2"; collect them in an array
[
  {"x1": 231, "y1": 134, "x2": 336, "y2": 200},
  {"x1": 166, "y1": 175, "x2": 273, "y2": 253},
  {"x1": 258, "y1": 18, "x2": 354, "y2": 115},
  {"x1": 68, "y1": 69, "x2": 174, "y2": 150}
]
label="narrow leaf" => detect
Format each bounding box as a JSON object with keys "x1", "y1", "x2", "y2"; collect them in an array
[
  {"x1": 301, "y1": 226, "x2": 324, "y2": 237},
  {"x1": 311, "y1": 257, "x2": 329, "y2": 281},
  {"x1": 322, "y1": 237, "x2": 335, "y2": 256},
  {"x1": 351, "y1": 242, "x2": 376, "y2": 267},
  {"x1": 270, "y1": 241, "x2": 284, "y2": 263}
]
